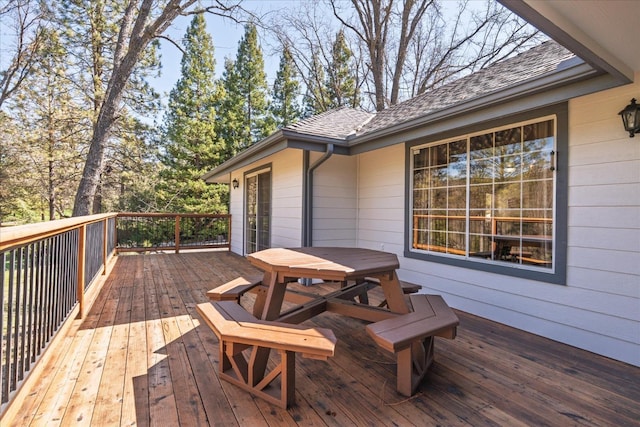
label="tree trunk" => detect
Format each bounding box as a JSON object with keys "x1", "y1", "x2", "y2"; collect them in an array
[{"x1": 72, "y1": 0, "x2": 194, "y2": 216}]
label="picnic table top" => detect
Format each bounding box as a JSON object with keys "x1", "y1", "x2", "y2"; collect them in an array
[{"x1": 246, "y1": 247, "x2": 400, "y2": 281}]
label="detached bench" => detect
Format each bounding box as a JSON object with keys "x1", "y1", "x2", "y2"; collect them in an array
[
  {"x1": 206, "y1": 274, "x2": 263, "y2": 302},
  {"x1": 196, "y1": 300, "x2": 336, "y2": 408},
  {"x1": 366, "y1": 294, "x2": 459, "y2": 396}
]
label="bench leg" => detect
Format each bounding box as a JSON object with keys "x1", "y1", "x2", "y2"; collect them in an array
[
  {"x1": 218, "y1": 341, "x2": 296, "y2": 408},
  {"x1": 396, "y1": 336, "x2": 435, "y2": 396}
]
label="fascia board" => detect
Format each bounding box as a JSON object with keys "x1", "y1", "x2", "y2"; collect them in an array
[
  {"x1": 499, "y1": 0, "x2": 634, "y2": 83},
  {"x1": 350, "y1": 70, "x2": 622, "y2": 155},
  {"x1": 202, "y1": 139, "x2": 289, "y2": 183},
  {"x1": 348, "y1": 60, "x2": 602, "y2": 152},
  {"x1": 201, "y1": 130, "x2": 348, "y2": 183}
]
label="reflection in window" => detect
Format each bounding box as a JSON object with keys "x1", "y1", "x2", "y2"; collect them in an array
[{"x1": 411, "y1": 118, "x2": 555, "y2": 270}]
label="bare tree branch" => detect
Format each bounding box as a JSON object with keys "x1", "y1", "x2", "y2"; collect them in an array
[
  {"x1": 0, "y1": 0, "x2": 46, "y2": 109},
  {"x1": 72, "y1": 0, "x2": 246, "y2": 216}
]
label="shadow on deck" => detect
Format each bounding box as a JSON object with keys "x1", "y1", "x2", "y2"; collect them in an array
[{"x1": 6, "y1": 252, "x2": 640, "y2": 426}]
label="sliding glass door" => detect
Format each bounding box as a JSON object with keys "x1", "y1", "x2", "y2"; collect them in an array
[{"x1": 245, "y1": 168, "x2": 271, "y2": 254}]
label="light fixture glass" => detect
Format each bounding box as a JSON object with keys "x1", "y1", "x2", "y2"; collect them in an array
[
  {"x1": 232, "y1": 178, "x2": 239, "y2": 189},
  {"x1": 619, "y1": 98, "x2": 640, "y2": 137}
]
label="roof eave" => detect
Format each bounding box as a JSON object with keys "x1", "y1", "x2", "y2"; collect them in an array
[
  {"x1": 350, "y1": 58, "x2": 601, "y2": 148},
  {"x1": 201, "y1": 129, "x2": 349, "y2": 183},
  {"x1": 499, "y1": 0, "x2": 634, "y2": 83}
]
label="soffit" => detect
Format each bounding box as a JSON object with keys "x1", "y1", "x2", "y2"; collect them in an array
[{"x1": 503, "y1": 0, "x2": 639, "y2": 78}]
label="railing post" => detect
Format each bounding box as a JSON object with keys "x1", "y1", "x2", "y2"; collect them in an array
[
  {"x1": 175, "y1": 215, "x2": 181, "y2": 254},
  {"x1": 77, "y1": 224, "x2": 86, "y2": 319},
  {"x1": 228, "y1": 214, "x2": 232, "y2": 250},
  {"x1": 102, "y1": 218, "x2": 108, "y2": 275}
]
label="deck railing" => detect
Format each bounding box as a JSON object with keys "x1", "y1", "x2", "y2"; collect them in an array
[
  {"x1": 116, "y1": 212, "x2": 231, "y2": 253},
  {"x1": 0, "y1": 212, "x2": 231, "y2": 415},
  {"x1": 0, "y1": 213, "x2": 117, "y2": 411}
]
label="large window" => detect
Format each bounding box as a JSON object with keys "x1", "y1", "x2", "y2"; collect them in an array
[{"x1": 410, "y1": 115, "x2": 561, "y2": 280}]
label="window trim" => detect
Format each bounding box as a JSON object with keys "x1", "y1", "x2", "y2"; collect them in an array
[{"x1": 404, "y1": 103, "x2": 568, "y2": 285}]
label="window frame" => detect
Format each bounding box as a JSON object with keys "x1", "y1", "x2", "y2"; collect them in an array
[
  {"x1": 404, "y1": 104, "x2": 568, "y2": 285},
  {"x1": 244, "y1": 164, "x2": 272, "y2": 255}
]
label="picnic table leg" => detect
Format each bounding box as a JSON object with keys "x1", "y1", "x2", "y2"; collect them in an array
[
  {"x1": 378, "y1": 271, "x2": 410, "y2": 314},
  {"x1": 252, "y1": 271, "x2": 272, "y2": 318},
  {"x1": 250, "y1": 270, "x2": 291, "y2": 385}
]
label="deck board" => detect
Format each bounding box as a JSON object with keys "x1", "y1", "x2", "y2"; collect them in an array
[{"x1": 4, "y1": 251, "x2": 639, "y2": 427}]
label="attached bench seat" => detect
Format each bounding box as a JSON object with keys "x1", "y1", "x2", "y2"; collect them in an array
[
  {"x1": 206, "y1": 274, "x2": 264, "y2": 302},
  {"x1": 363, "y1": 278, "x2": 420, "y2": 307},
  {"x1": 366, "y1": 294, "x2": 459, "y2": 396},
  {"x1": 196, "y1": 300, "x2": 336, "y2": 408}
]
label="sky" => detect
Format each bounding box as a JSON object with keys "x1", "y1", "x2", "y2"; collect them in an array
[
  {"x1": 149, "y1": 1, "x2": 294, "y2": 104},
  {"x1": 0, "y1": 1, "x2": 318, "y2": 125}
]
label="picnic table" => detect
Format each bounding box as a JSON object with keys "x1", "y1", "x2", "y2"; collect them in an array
[
  {"x1": 197, "y1": 247, "x2": 458, "y2": 407},
  {"x1": 247, "y1": 247, "x2": 411, "y2": 321}
]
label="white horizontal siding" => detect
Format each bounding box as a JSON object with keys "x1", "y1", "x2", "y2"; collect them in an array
[
  {"x1": 356, "y1": 79, "x2": 640, "y2": 366},
  {"x1": 312, "y1": 154, "x2": 357, "y2": 247},
  {"x1": 356, "y1": 145, "x2": 405, "y2": 251},
  {"x1": 568, "y1": 267, "x2": 639, "y2": 297},
  {"x1": 229, "y1": 149, "x2": 304, "y2": 254},
  {"x1": 271, "y1": 150, "x2": 304, "y2": 248},
  {"x1": 569, "y1": 226, "x2": 640, "y2": 251}
]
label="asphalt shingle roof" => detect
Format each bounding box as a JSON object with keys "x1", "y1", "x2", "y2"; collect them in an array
[
  {"x1": 273, "y1": 41, "x2": 575, "y2": 144},
  {"x1": 358, "y1": 40, "x2": 576, "y2": 136},
  {"x1": 283, "y1": 106, "x2": 374, "y2": 140}
]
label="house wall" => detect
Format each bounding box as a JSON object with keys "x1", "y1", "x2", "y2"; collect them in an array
[
  {"x1": 311, "y1": 153, "x2": 358, "y2": 247},
  {"x1": 229, "y1": 149, "x2": 304, "y2": 255},
  {"x1": 356, "y1": 78, "x2": 640, "y2": 367},
  {"x1": 356, "y1": 144, "x2": 405, "y2": 254}
]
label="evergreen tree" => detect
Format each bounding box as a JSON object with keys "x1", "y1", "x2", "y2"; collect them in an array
[
  {"x1": 55, "y1": 0, "x2": 163, "y2": 215},
  {"x1": 326, "y1": 30, "x2": 360, "y2": 109},
  {"x1": 218, "y1": 57, "x2": 247, "y2": 158},
  {"x1": 219, "y1": 24, "x2": 274, "y2": 154},
  {"x1": 303, "y1": 51, "x2": 329, "y2": 116},
  {"x1": 159, "y1": 14, "x2": 227, "y2": 213},
  {"x1": 271, "y1": 45, "x2": 301, "y2": 127},
  {"x1": 9, "y1": 28, "x2": 87, "y2": 220}
]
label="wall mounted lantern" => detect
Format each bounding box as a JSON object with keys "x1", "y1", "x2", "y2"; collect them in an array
[
  {"x1": 619, "y1": 98, "x2": 640, "y2": 137},
  {"x1": 232, "y1": 178, "x2": 239, "y2": 189}
]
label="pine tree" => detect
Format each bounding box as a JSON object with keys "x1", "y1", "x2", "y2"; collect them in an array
[
  {"x1": 55, "y1": 0, "x2": 164, "y2": 215},
  {"x1": 326, "y1": 30, "x2": 360, "y2": 109},
  {"x1": 10, "y1": 28, "x2": 87, "y2": 220},
  {"x1": 303, "y1": 51, "x2": 329, "y2": 116},
  {"x1": 159, "y1": 14, "x2": 226, "y2": 213},
  {"x1": 271, "y1": 45, "x2": 301, "y2": 127},
  {"x1": 218, "y1": 57, "x2": 248, "y2": 158},
  {"x1": 219, "y1": 24, "x2": 274, "y2": 154}
]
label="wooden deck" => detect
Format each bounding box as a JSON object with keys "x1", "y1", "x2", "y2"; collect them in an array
[{"x1": 5, "y1": 252, "x2": 639, "y2": 426}]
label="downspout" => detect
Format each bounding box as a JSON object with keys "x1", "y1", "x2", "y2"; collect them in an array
[{"x1": 303, "y1": 144, "x2": 334, "y2": 247}]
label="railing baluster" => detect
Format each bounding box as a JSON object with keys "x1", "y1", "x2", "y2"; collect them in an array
[
  {"x1": 77, "y1": 225, "x2": 86, "y2": 318},
  {"x1": 36, "y1": 241, "x2": 45, "y2": 353},
  {"x1": 45, "y1": 237, "x2": 53, "y2": 344},
  {"x1": 114, "y1": 213, "x2": 232, "y2": 253},
  {"x1": 1, "y1": 212, "x2": 213, "y2": 412},
  {"x1": 27, "y1": 244, "x2": 35, "y2": 365},
  {"x1": 19, "y1": 246, "x2": 28, "y2": 381},
  {"x1": 6, "y1": 250, "x2": 15, "y2": 400},
  {"x1": 0, "y1": 252, "x2": 5, "y2": 404}
]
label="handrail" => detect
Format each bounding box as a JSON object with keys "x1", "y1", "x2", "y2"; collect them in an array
[
  {"x1": 0, "y1": 213, "x2": 115, "y2": 253},
  {"x1": 0, "y1": 211, "x2": 232, "y2": 414},
  {"x1": 116, "y1": 212, "x2": 231, "y2": 253},
  {"x1": 1, "y1": 213, "x2": 117, "y2": 413}
]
